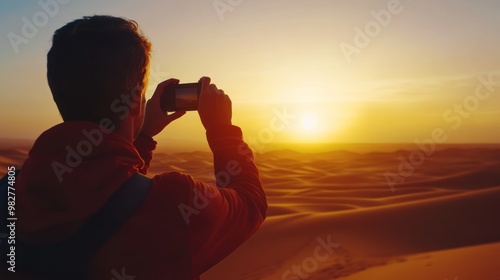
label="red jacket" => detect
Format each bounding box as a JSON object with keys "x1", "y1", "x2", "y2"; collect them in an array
[{"x1": 8, "y1": 121, "x2": 267, "y2": 279}]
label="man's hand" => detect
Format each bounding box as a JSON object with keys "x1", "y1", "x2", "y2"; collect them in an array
[
  {"x1": 140, "y1": 79, "x2": 186, "y2": 138},
  {"x1": 198, "y1": 77, "x2": 232, "y2": 131}
]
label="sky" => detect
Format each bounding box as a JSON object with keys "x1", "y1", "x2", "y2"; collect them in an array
[{"x1": 1, "y1": 0, "x2": 499, "y2": 151}]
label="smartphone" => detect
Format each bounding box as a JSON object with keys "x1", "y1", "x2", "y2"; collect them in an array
[{"x1": 161, "y1": 81, "x2": 202, "y2": 112}]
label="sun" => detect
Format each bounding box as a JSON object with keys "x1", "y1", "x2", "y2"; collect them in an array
[
  {"x1": 300, "y1": 115, "x2": 318, "y2": 132},
  {"x1": 294, "y1": 112, "x2": 328, "y2": 140},
  {"x1": 279, "y1": 102, "x2": 353, "y2": 144}
]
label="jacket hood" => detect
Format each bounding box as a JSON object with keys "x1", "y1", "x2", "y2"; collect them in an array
[{"x1": 17, "y1": 121, "x2": 144, "y2": 242}]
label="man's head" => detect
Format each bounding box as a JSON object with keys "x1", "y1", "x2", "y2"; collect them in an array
[{"x1": 47, "y1": 15, "x2": 151, "y2": 127}]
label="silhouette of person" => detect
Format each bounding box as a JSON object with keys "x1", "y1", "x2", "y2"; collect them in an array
[{"x1": 8, "y1": 15, "x2": 267, "y2": 279}]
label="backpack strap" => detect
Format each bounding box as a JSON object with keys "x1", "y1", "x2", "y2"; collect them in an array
[{"x1": 2, "y1": 172, "x2": 152, "y2": 279}]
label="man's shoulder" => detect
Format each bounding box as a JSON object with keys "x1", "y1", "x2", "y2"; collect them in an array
[{"x1": 148, "y1": 171, "x2": 197, "y2": 199}]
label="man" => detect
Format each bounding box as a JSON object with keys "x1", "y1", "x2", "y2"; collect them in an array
[{"x1": 11, "y1": 15, "x2": 267, "y2": 279}]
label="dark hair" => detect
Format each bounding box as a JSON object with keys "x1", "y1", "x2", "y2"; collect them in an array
[{"x1": 47, "y1": 15, "x2": 151, "y2": 123}]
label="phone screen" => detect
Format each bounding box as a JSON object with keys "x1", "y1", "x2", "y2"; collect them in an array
[
  {"x1": 161, "y1": 82, "x2": 200, "y2": 112},
  {"x1": 175, "y1": 86, "x2": 198, "y2": 110}
]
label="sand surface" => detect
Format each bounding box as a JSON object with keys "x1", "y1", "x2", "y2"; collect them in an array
[{"x1": 1, "y1": 142, "x2": 499, "y2": 279}]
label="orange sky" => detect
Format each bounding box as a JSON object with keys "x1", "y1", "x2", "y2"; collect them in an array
[{"x1": 1, "y1": 0, "x2": 499, "y2": 151}]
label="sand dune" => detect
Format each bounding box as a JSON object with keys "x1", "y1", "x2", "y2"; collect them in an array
[
  {"x1": 341, "y1": 242, "x2": 500, "y2": 280},
  {"x1": 1, "y1": 141, "x2": 499, "y2": 279},
  {"x1": 202, "y1": 186, "x2": 500, "y2": 279},
  {"x1": 202, "y1": 146, "x2": 500, "y2": 280}
]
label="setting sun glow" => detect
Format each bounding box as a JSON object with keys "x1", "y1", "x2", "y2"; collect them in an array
[{"x1": 300, "y1": 115, "x2": 318, "y2": 132}]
